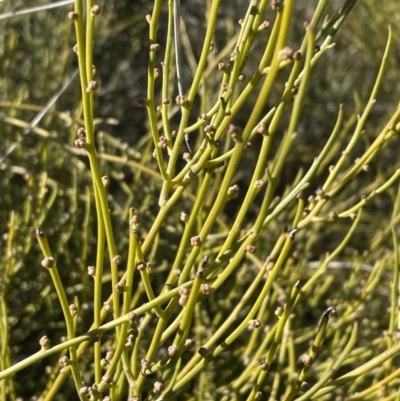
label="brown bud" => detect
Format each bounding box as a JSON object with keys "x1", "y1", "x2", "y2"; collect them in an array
[
  {"x1": 102, "y1": 175, "x2": 110, "y2": 187},
  {"x1": 112, "y1": 255, "x2": 122, "y2": 264},
  {"x1": 77, "y1": 127, "x2": 86, "y2": 137},
  {"x1": 254, "y1": 179, "x2": 265, "y2": 189},
  {"x1": 137, "y1": 97, "x2": 148, "y2": 107},
  {"x1": 41, "y1": 257, "x2": 55, "y2": 268},
  {"x1": 59, "y1": 356, "x2": 70, "y2": 367},
  {"x1": 279, "y1": 46, "x2": 295, "y2": 60},
  {"x1": 39, "y1": 335, "x2": 50, "y2": 350},
  {"x1": 168, "y1": 345, "x2": 179, "y2": 356},
  {"x1": 68, "y1": 11, "x2": 79, "y2": 21},
  {"x1": 88, "y1": 266, "x2": 96, "y2": 277},
  {"x1": 137, "y1": 261, "x2": 146, "y2": 271},
  {"x1": 91, "y1": 4, "x2": 101, "y2": 15},
  {"x1": 302, "y1": 354, "x2": 314, "y2": 366},
  {"x1": 246, "y1": 245, "x2": 256, "y2": 253},
  {"x1": 74, "y1": 138, "x2": 86, "y2": 148},
  {"x1": 190, "y1": 235, "x2": 201, "y2": 247},
  {"x1": 87, "y1": 80, "x2": 99, "y2": 92},
  {"x1": 69, "y1": 304, "x2": 78, "y2": 316},
  {"x1": 150, "y1": 43, "x2": 160, "y2": 51},
  {"x1": 102, "y1": 375, "x2": 112, "y2": 386}
]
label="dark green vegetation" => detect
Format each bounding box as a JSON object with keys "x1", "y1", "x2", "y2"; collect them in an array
[{"x1": 1, "y1": 0, "x2": 400, "y2": 400}]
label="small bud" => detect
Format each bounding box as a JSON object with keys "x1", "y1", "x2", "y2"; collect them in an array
[
  {"x1": 100, "y1": 358, "x2": 108, "y2": 368},
  {"x1": 238, "y1": 74, "x2": 246, "y2": 81},
  {"x1": 258, "y1": 20, "x2": 270, "y2": 31},
  {"x1": 266, "y1": 261, "x2": 275, "y2": 272},
  {"x1": 328, "y1": 211, "x2": 337, "y2": 220},
  {"x1": 158, "y1": 136, "x2": 168, "y2": 149},
  {"x1": 141, "y1": 358, "x2": 150, "y2": 369},
  {"x1": 73, "y1": 44, "x2": 78, "y2": 53},
  {"x1": 256, "y1": 123, "x2": 267, "y2": 135},
  {"x1": 180, "y1": 212, "x2": 189, "y2": 223},
  {"x1": 154, "y1": 381, "x2": 164, "y2": 392},
  {"x1": 145, "y1": 14, "x2": 152, "y2": 23},
  {"x1": 293, "y1": 51, "x2": 303, "y2": 60},
  {"x1": 68, "y1": 11, "x2": 79, "y2": 20},
  {"x1": 279, "y1": 46, "x2": 295, "y2": 60},
  {"x1": 201, "y1": 283, "x2": 211, "y2": 295},
  {"x1": 254, "y1": 179, "x2": 265, "y2": 189},
  {"x1": 221, "y1": 82, "x2": 228, "y2": 92},
  {"x1": 41, "y1": 257, "x2": 55, "y2": 268},
  {"x1": 162, "y1": 98, "x2": 170, "y2": 105},
  {"x1": 79, "y1": 386, "x2": 90, "y2": 395},
  {"x1": 246, "y1": 245, "x2": 255, "y2": 253},
  {"x1": 218, "y1": 62, "x2": 226, "y2": 71},
  {"x1": 204, "y1": 124, "x2": 217, "y2": 134},
  {"x1": 103, "y1": 301, "x2": 113, "y2": 312},
  {"x1": 59, "y1": 356, "x2": 70, "y2": 367},
  {"x1": 168, "y1": 345, "x2": 179, "y2": 356},
  {"x1": 227, "y1": 184, "x2": 240, "y2": 199},
  {"x1": 198, "y1": 346, "x2": 209, "y2": 357},
  {"x1": 249, "y1": 319, "x2": 262, "y2": 328},
  {"x1": 301, "y1": 381, "x2": 311, "y2": 391},
  {"x1": 125, "y1": 339, "x2": 134, "y2": 350},
  {"x1": 101, "y1": 175, "x2": 110, "y2": 187},
  {"x1": 259, "y1": 361, "x2": 269, "y2": 371},
  {"x1": 112, "y1": 255, "x2": 122, "y2": 264},
  {"x1": 39, "y1": 336, "x2": 50, "y2": 350},
  {"x1": 185, "y1": 338, "x2": 195, "y2": 349},
  {"x1": 275, "y1": 306, "x2": 284, "y2": 318},
  {"x1": 77, "y1": 127, "x2": 86, "y2": 137},
  {"x1": 179, "y1": 287, "x2": 190, "y2": 297},
  {"x1": 150, "y1": 43, "x2": 160, "y2": 51},
  {"x1": 87, "y1": 80, "x2": 99, "y2": 92},
  {"x1": 137, "y1": 261, "x2": 146, "y2": 271},
  {"x1": 102, "y1": 375, "x2": 112, "y2": 386},
  {"x1": 183, "y1": 152, "x2": 192, "y2": 161},
  {"x1": 271, "y1": 0, "x2": 280, "y2": 10},
  {"x1": 74, "y1": 138, "x2": 86, "y2": 148},
  {"x1": 179, "y1": 295, "x2": 188, "y2": 306},
  {"x1": 128, "y1": 311, "x2": 137, "y2": 321},
  {"x1": 69, "y1": 304, "x2": 78, "y2": 316},
  {"x1": 173, "y1": 268, "x2": 181, "y2": 276},
  {"x1": 302, "y1": 354, "x2": 313, "y2": 366},
  {"x1": 137, "y1": 97, "x2": 148, "y2": 107},
  {"x1": 190, "y1": 235, "x2": 201, "y2": 247},
  {"x1": 115, "y1": 282, "x2": 126, "y2": 292},
  {"x1": 90, "y1": 4, "x2": 101, "y2": 15}
]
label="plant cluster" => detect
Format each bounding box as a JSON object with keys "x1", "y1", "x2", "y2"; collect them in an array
[{"x1": 1, "y1": 0, "x2": 400, "y2": 400}]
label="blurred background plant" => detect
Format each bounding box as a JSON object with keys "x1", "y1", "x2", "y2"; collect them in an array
[{"x1": 0, "y1": 0, "x2": 400, "y2": 400}]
